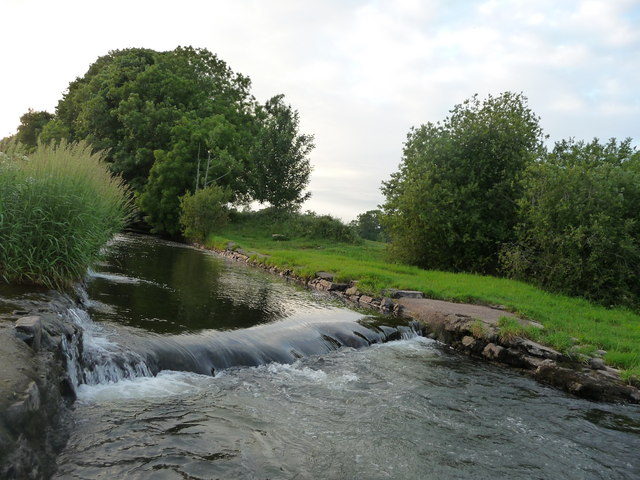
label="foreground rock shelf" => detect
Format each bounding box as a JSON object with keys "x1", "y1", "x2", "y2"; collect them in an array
[
  {"x1": 214, "y1": 245, "x2": 640, "y2": 404},
  {"x1": 0, "y1": 312, "x2": 81, "y2": 479}
]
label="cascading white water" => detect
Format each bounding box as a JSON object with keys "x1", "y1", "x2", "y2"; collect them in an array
[{"x1": 63, "y1": 306, "x2": 152, "y2": 387}]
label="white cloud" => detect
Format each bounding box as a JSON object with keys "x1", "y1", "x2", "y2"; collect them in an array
[{"x1": 0, "y1": 0, "x2": 638, "y2": 220}]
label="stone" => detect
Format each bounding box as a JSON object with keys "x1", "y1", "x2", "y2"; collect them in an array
[
  {"x1": 328, "y1": 282, "x2": 349, "y2": 292},
  {"x1": 382, "y1": 289, "x2": 424, "y2": 299},
  {"x1": 380, "y1": 298, "x2": 394, "y2": 311},
  {"x1": 15, "y1": 316, "x2": 43, "y2": 351},
  {"x1": 359, "y1": 295, "x2": 374, "y2": 305},
  {"x1": 461, "y1": 336, "x2": 476, "y2": 348},
  {"x1": 515, "y1": 338, "x2": 562, "y2": 360},
  {"x1": 594, "y1": 349, "x2": 607, "y2": 357},
  {"x1": 482, "y1": 343, "x2": 505, "y2": 360},
  {"x1": 589, "y1": 357, "x2": 606, "y2": 370},
  {"x1": 345, "y1": 286, "x2": 359, "y2": 296},
  {"x1": 6, "y1": 382, "x2": 41, "y2": 426},
  {"x1": 316, "y1": 271, "x2": 334, "y2": 281},
  {"x1": 271, "y1": 234, "x2": 289, "y2": 241}
]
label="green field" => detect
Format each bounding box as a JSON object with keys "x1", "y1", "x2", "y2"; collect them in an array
[{"x1": 209, "y1": 221, "x2": 640, "y2": 383}]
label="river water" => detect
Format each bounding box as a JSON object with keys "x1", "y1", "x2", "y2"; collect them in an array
[{"x1": 47, "y1": 235, "x2": 639, "y2": 479}]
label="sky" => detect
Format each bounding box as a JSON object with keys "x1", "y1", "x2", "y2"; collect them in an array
[{"x1": 1, "y1": 0, "x2": 639, "y2": 221}]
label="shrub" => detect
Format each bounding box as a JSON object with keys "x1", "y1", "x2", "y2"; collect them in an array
[
  {"x1": 179, "y1": 184, "x2": 231, "y2": 242},
  {"x1": 0, "y1": 141, "x2": 134, "y2": 289},
  {"x1": 501, "y1": 138, "x2": 640, "y2": 309},
  {"x1": 381, "y1": 92, "x2": 544, "y2": 273},
  {"x1": 227, "y1": 208, "x2": 360, "y2": 244},
  {"x1": 293, "y1": 211, "x2": 360, "y2": 243}
]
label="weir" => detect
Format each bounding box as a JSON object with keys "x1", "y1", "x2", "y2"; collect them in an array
[{"x1": 62, "y1": 302, "x2": 421, "y2": 388}]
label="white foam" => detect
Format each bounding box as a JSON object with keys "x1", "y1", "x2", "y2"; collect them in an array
[{"x1": 77, "y1": 370, "x2": 213, "y2": 403}]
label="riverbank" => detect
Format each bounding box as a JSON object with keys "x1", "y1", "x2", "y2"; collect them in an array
[
  {"x1": 0, "y1": 307, "x2": 81, "y2": 479},
  {"x1": 206, "y1": 242, "x2": 640, "y2": 404}
]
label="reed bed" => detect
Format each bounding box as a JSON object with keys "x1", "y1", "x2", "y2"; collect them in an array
[{"x1": 0, "y1": 141, "x2": 134, "y2": 289}]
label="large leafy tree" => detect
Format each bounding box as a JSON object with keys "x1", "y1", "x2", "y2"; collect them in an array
[
  {"x1": 52, "y1": 47, "x2": 253, "y2": 192},
  {"x1": 381, "y1": 92, "x2": 544, "y2": 273},
  {"x1": 43, "y1": 46, "x2": 313, "y2": 235},
  {"x1": 250, "y1": 95, "x2": 314, "y2": 210}
]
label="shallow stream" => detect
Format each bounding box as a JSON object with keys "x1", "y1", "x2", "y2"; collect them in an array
[{"x1": 28, "y1": 235, "x2": 640, "y2": 479}]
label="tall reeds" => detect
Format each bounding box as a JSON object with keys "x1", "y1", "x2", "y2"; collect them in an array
[{"x1": 0, "y1": 141, "x2": 134, "y2": 289}]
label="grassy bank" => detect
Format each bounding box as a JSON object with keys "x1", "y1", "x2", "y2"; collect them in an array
[
  {"x1": 0, "y1": 141, "x2": 133, "y2": 289},
  {"x1": 208, "y1": 216, "x2": 640, "y2": 383}
]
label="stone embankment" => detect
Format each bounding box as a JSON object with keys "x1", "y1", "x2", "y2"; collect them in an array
[
  {"x1": 0, "y1": 313, "x2": 81, "y2": 479},
  {"x1": 214, "y1": 245, "x2": 640, "y2": 404}
]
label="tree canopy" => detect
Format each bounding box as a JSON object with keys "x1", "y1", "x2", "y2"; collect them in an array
[
  {"x1": 28, "y1": 46, "x2": 314, "y2": 235},
  {"x1": 381, "y1": 92, "x2": 544, "y2": 273},
  {"x1": 502, "y1": 138, "x2": 640, "y2": 307}
]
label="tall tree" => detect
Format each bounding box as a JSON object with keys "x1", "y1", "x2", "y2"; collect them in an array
[
  {"x1": 15, "y1": 109, "x2": 54, "y2": 149},
  {"x1": 29, "y1": 46, "x2": 314, "y2": 236},
  {"x1": 250, "y1": 95, "x2": 314, "y2": 210},
  {"x1": 381, "y1": 92, "x2": 544, "y2": 273}
]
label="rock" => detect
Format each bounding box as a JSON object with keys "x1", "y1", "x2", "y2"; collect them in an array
[
  {"x1": 345, "y1": 286, "x2": 359, "y2": 296},
  {"x1": 14, "y1": 316, "x2": 43, "y2": 351},
  {"x1": 594, "y1": 349, "x2": 607, "y2": 357},
  {"x1": 271, "y1": 234, "x2": 289, "y2": 241},
  {"x1": 514, "y1": 338, "x2": 562, "y2": 360},
  {"x1": 482, "y1": 343, "x2": 504, "y2": 360},
  {"x1": 380, "y1": 298, "x2": 394, "y2": 311},
  {"x1": 589, "y1": 357, "x2": 606, "y2": 370},
  {"x1": 382, "y1": 289, "x2": 424, "y2": 299},
  {"x1": 461, "y1": 336, "x2": 476, "y2": 348},
  {"x1": 359, "y1": 295, "x2": 374, "y2": 305},
  {"x1": 316, "y1": 271, "x2": 334, "y2": 281},
  {"x1": 5, "y1": 382, "x2": 40, "y2": 428}
]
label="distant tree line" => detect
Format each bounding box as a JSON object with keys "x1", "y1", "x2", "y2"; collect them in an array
[
  {"x1": 6, "y1": 47, "x2": 314, "y2": 237},
  {"x1": 381, "y1": 92, "x2": 640, "y2": 309}
]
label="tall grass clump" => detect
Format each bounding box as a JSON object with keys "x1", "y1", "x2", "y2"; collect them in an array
[{"x1": 0, "y1": 141, "x2": 134, "y2": 289}]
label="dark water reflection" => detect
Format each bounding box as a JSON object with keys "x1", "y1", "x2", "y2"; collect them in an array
[{"x1": 86, "y1": 235, "x2": 321, "y2": 333}]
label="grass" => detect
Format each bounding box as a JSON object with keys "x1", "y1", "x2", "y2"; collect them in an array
[
  {"x1": 0, "y1": 141, "x2": 134, "y2": 289},
  {"x1": 208, "y1": 215, "x2": 640, "y2": 383}
]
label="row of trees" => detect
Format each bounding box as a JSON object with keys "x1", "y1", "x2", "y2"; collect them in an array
[
  {"x1": 381, "y1": 92, "x2": 640, "y2": 308},
  {"x1": 8, "y1": 47, "x2": 314, "y2": 236}
]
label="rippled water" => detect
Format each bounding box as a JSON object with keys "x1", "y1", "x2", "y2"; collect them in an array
[{"x1": 51, "y1": 235, "x2": 640, "y2": 479}]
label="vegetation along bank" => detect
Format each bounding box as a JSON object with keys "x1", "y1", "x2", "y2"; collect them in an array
[
  {"x1": 193, "y1": 210, "x2": 640, "y2": 403},
  {"x1": 1, "y1": 46, "x2": 639, "y2": 407}
]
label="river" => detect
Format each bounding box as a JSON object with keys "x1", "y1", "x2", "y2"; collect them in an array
[{"x1": 47, "y1": 235, "x2": 640, "y2": 479}]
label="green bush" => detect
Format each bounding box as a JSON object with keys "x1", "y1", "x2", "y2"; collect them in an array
[
  {"x1": 179, "y1": 184, "x2": 231, "y2": 242},
  {"x1": 381, "y1": 92, "x2": 544, "y2": 273},
  {"x1": 0, "y1": 141, "x2": 134, "y2": 289},
  {"x1": 293, "y1": 211, "x2": 360, "y2": 243},
  {"x1": 501, "y1": 138, "x2": 640, "y2": 308},
  {"x1": 228, "y1": 208, "x2": 360, "y2": 244}
]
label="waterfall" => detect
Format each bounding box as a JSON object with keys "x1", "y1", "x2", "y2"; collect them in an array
[{"x1": 63, "y1": 306, "x2": 152, "y2": 387}]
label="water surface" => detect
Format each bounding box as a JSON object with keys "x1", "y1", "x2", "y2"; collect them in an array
[{"x1": 52, "y1": 235, "x2": 640, "y2": 479}]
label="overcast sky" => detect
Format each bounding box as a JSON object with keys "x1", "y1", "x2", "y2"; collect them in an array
[{"x1": 1, "y1": 0, "x2": 638, "y2": 220}]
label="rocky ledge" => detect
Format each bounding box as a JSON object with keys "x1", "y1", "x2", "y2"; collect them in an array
[
  {"x1": 0, "y1": 313, "x2": 82, "y2": 479},
  {"x1": 213, "y1": 245, "x2": 640, "y2": 404}
]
